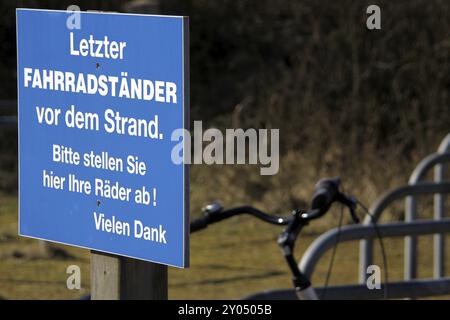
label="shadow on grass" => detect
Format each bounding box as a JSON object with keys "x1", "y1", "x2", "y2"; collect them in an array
[
  {"x1": 215, "y1": 236, "x2": 277, "y2": 249},
  {"x1": 193, "y1": 263, "x2": 276, "y2": 272},
  {"x1": 0, "y1": 278, "x2": 64, "y2": 286},
  {"x1": 171, "y1": 270, "x2": 286, "y2": 287}
]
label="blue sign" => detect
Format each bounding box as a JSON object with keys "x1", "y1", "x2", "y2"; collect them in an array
[{"x1": 17, "y1": 9, "x2": 189, "y2": 268}]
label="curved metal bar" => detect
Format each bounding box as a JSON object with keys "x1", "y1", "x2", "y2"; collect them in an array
[
  {"x1": 433, "y1": 133, "x2": 450, "y2": 278},
  {"x1": 438, "y1": 133, "x2": 450, "y2": 153},
  {"x1": 407, "y1": 153, "x2": 450, "y2": 184},
  {"x1": 434, "y1": 163, "x2": 447, "y2": 278},
  {"x1": 243, "y1": 277, "x2": 450, "y2": 300},
  {"x1": 300, "y1": 218, "x2": 450, "y2": 280},
  {"x1": 363, "y1": 182, "x2": 450, "y2": 224},
  {"x1": 359, "y1": 182, "x2": 450, "y2": 283},
  {"x1": 405, "y1": 153, "x2": 450, "y2": 280}
]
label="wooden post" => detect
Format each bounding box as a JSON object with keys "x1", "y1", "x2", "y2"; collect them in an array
[
  {"x1": 91, "y1": 251, "x2": 167, "y2": 300},
  {"x1": 91, "y1": 0, "x2": 170, "y2": 300}
]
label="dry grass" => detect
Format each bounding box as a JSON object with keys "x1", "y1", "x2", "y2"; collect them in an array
[
  {"x1": 0, "y1": 0, "x2": 448, "y2": 300},
  {"x1": 1, "y1": 186, "x2": 450, "y2": 299}
]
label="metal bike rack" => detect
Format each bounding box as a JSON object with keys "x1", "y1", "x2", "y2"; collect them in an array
[
  {"x1": 294, "y1": 133, "x2": 450, "y2": 299},
  {"x1": 360, "y1": 133, "x2": 450, "y2": 285},
  {"x1": 245, "y1": 216, "x2": 450, "y2": 300},
  {"x1": 245, "y1": 179, "x2": 450, "y2": 300},
  {"x1": 404, "y1": 134, "x2": 450, "y2": 280},
  {"x1": 245, "y1": 276, "x2": 450, "y2": 300}
]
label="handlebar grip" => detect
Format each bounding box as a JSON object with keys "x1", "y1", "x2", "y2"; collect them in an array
[
  {"x1": 310, "y1": 178, "x2": 340, "y2": 213},
  {"x1": 190, "y1": 216, "x2": 209, "y2": 233}
]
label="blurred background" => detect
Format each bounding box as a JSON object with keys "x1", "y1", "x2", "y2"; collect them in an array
[{"x1": 0, "y1": 0, "x2": 449, "y2": 299}]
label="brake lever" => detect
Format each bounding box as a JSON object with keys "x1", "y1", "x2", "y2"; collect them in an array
[
  {"x1": 349, "y1": 205, "x2": 359, "y2": 224},
  {"x1": 336, "y1": 193, "x2": 359, "y2": 224}
]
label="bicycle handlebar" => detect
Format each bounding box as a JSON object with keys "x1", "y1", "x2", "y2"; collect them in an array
[
  {"x1": 300, "y1": 177, "x2": 359, "y2": 223},
  {"x1": 191, "y1": 177, "x2": 359, "y2": 233},
  {"x1": 190, "y1": 204, "x2": 292, "y2": 233},
  {"x1": 218, "y1": 206, "x2": 292, "y2": 225},
  {"x1": 190, "y1": 177, "x2": 360, "y2": 295},
  {"x1": 311, "y1": 177, "x2": 340, "y2": 214},
  {"x1": 190, "y1": 216, "x2": 209, "y2": 232}
]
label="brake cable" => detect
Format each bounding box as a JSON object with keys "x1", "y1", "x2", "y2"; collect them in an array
[
  {"x1": 321, "y1": 203, "x2": 345, "y2": 300},
  {"x1": 320, "y1": 184, "x2": 389, "y2": 300},
  {"x1": 356, "y1": 199, "x2": 389, "y2": 300}
]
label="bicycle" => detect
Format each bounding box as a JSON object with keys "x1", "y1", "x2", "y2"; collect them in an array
[{"x1": 190, "y1": 177, "x2": 376, "y2": 300}]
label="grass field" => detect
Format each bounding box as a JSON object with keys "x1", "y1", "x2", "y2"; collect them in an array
[{"x1": 1, "y1": 192, "x2": 449, "y2": 300}]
